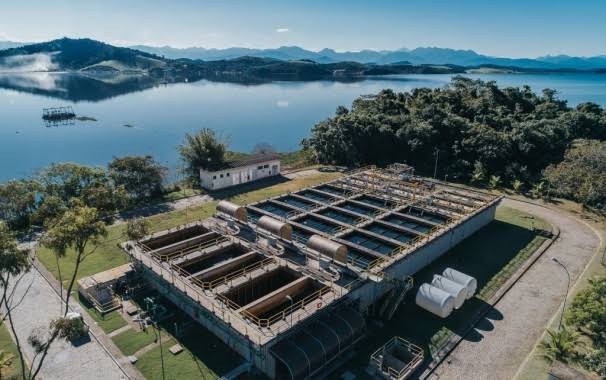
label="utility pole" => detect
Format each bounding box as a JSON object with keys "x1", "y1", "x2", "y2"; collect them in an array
[{"x1": 433, "y1": 148, "x2": 439, "y2": 179}]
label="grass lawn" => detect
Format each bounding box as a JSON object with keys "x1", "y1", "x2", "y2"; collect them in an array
[
  {"x1": 112, "y1": 327, "x2": 159, "y2": 356},
  {"x1": 0, "y1": 323, "x2": 25, "y2": 379},
  {"x1": 135, "y1": 323, "x2": 243, "y2": 380},
  {"x1": 337, "y1": 206, "x2": 550, "y2": 378}
]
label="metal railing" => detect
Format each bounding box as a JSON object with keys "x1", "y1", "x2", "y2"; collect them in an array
[
  {"x1": 370, "y1": 336, "x2": 424, "y2": 380},
  {"x1": 153, "y1": 236, "x2": 230, "y2": 262},
  {"x1": 217, "y1": 285, "x2": 335, "y2": 329}
]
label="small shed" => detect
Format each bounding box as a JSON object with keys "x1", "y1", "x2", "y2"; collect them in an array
[
  {"x1": 199, "y1": 153, "x2": 281, "y2": 190},
  {"x1": 78, "y1": 263, "x2": 133, "y2": 313}
]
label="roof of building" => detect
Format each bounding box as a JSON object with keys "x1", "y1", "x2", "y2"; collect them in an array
[{"x1": 203, "y1": 153, "x2": 281, "y2": 172}]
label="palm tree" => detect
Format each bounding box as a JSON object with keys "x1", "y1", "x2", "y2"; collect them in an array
[
  {"x1": 530, "y1": 181, "x2": 546, "y2": 199},
  {"x1": 511, "y1": 179, "x2": 524, "y2": 193},
  {"x1": 539, "y1": 327, "x2": 581, "y2": 363},
  {"x1": 488, "y1": 175, "x2": 501, "y2": 189}
]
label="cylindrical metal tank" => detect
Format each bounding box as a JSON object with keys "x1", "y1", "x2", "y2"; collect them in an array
[
  {"x1": 216, "y1": 201, "x2": 247, "y2": 222},
  {"x1": 307, "y1": 235, "x2": 348, "y2": 263},
  {"x1": 442, "y1": 268, "x2": 477, "y2": 299},
  {"x1": 415, "y1": 283, "x2": 455, "y2": 318},
  {"x1": 431, "y1": 274, "x2": 467, "y2": 309},
  {"x1": 257, "y1": 216, "x2": 293, "y2": 240}
]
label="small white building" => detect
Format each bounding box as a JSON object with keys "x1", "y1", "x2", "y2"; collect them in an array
[{"x1": 199, "y1": 153, "x2": 281, "y2": 190}]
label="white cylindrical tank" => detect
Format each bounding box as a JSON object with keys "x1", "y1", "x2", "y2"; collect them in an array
[
  {"x1": 415, "y1": 283, "x2": 455, "y2": 318},
  {"x1": 431, "y1": 274, "x2": 467, "y2": 309},
  {"x1": 442, "y1": 268, "x2": 477, "y2": 299}
]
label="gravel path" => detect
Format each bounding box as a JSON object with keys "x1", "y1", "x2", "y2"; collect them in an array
[
  {"x1": 4, "y1": 270, "x2": 128, "y2": 380},
  {"x1": 430, "y1": 198, "x2": 600, "y2": 380}
]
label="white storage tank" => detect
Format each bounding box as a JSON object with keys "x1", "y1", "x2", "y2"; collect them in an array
[
  {"x1": 442, "y1": 268, "x2": 477, "y2": 299},
  {"x1": 431, "y1": 274, "x2": 467, "y2": 309},
  {"x1": 415, "y1": 283, "x2": 455, "y2": 318}
]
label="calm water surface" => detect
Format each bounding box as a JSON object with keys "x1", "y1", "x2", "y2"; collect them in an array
[{"x1": 1, "y1": 72, "x2": 605, "y2": 181}]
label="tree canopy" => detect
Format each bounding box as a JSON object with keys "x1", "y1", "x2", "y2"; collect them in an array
[
  {"x1": 179, "y1": 128, "x2": 228, "y2": 178},
  {"x1": 108, "y1": 155, "x2": 166, "y2": 202},
  {"x1": 305, "y1": 77, "x2": 606, "y2": 185}
]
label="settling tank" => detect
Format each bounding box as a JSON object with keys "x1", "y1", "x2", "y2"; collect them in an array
[
  {"x1": 442, "y1": 268, "x2": 477, "y2": 299},
  {"x1": 415, "y1": 283, "x2": 455, "y2": 318},
  {"x1": 431, "y1": 274, "x2": 467, "y2": 309}
]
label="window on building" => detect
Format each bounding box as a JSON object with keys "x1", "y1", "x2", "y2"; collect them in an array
[
  {"x1": 263, "y1": 164, "x2": 269, "y2": 168},
  {"x1": 220, "y1": 174, "x2": 224, "y2": 178},
  {"x1": 257, "y1": 165, "x2": 263, "y2": 170},
  {"x1": 212, "y1": 175, "x2": 217, "y2": 180},
  {"x1": 226, "y1": 173, "x2": 230, "y2": 177}
]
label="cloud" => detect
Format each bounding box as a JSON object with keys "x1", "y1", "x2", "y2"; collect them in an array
[
  {"x1": 276, "y1": 28, "x2": 289, "y2": 33},
  {"x1": 0, "y1": 53, "x2": 58, "y2": 73}
]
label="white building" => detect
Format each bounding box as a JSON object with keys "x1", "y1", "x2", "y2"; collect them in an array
[{"x1": 199, "y1": 153, "x2": 281, "y2": 190}]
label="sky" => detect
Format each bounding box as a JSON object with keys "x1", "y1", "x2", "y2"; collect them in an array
[{"x1": 1, "y1": 0, "x2": 605, "y2": 58}]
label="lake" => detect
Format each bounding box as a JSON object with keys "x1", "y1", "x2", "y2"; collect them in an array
[{"x1": 1, "y1": 72, "x2": 605, "y2": 182}]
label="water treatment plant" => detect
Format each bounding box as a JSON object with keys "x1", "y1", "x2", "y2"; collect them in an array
[{"x1": 122, "y1": 164, "x2": 501, "y2": 379}]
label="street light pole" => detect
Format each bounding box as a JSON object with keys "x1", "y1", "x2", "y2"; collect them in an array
[
  {"x1": 433, "y1": 148, "x2": 439, "y2": 179},
  {"x1": 285, "y1": 295, "x2": 294, "y2": 326},
  {"x1": 551, "y1": 257, "x2": 570, "y2": 330}
]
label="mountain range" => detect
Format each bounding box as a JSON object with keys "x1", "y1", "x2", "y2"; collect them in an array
[
  {"x1": 2, "y1": 39, "x2": 606, "y2": 70},
  {"x1": 131, "y1": 45, "x2": 606, "y2": 70}
]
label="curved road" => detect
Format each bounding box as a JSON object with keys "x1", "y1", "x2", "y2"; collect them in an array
[{"x1": 430, "y1": 198, "x2": 600, "y2": 380}]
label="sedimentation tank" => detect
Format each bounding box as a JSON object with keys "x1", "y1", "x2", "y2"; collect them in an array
[
  {"x1": 431, "y1": 274, "x2": 467, "y2": 309},
  {"x1": 442, "y1": 268, "x2": 477, "y2": 299},
  {"x1": 415, "y1": 283, "x2": 455, "y2": 318}
]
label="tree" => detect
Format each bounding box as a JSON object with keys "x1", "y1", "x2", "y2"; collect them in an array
[
  {"x1": 530, "y1": 181, "x2": 546, "y2": 199},
  {"x1": 125, "y1": 218, "x2": 150, "y2": 241},
  {"x1": 41, "y1": 204, "x2": 107, "y2": 315},
  {"x1": 179, "y1": 129, "x2": 227, "y2": 181},
  {"x1": 0, "y1": 180, "x2": 39, "y2": 229},
  {"x1": 0, "y1": 222, "x2": 30, "y2": 380},
  {"x1": 543, "y1": 140, "x2": 606, "y2": 209},
  {"x1": 108, "y1": 156, "x2": 166, "y2": 202},
  {"x1": 566, "y1": 276, "x2": 606, "y2": 347},
  {"x1": 539, "y1": 327, "x2": 581, "y2": 363},
  {"x1": 251, "y1": 143, "x2": 277, "y2": 155},
  {"x1": 38, "y1": 163, "x2": 127, "y2": 220}
]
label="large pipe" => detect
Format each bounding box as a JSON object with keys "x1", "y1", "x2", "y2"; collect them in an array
[
  {"x1": 258, "y1": 216, "x2": 293, "y2": 240},
  {"x1": 216, "y1": 201, "x2": 248, "y2": 222},
  {"x1": 307, "y1": 235, "x2": 348, "y2": 264}
]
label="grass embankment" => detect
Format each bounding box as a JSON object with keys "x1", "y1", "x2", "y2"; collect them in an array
[
  {"x1": 112, "y1": 328, "x2": 159, "y2": 356},
  {"x1": 0, "y1": 323, "x2": 25, "y2": 379},
  {"x1": 340, "y1": 206, "x2": 550, "y2": 378}
]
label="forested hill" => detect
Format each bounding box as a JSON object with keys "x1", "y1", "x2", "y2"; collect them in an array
[
  {"x1": 0, "y1": 38, "x2": 463, "y2": 79},
  {"x1": 305, "y1": 77, "x2": 606, "y2": 208}
]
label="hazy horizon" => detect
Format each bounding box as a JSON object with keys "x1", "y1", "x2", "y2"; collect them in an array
[{"x1": 1, "y1": 0, "x2": 605, "y2": 58}]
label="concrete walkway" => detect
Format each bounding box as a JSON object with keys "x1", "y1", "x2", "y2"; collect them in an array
[
  {"x1": 429, "y1": 198, "x2": 600, "y2": 380},
  {"x1": 5, "y1": 269, "x2": 129, "y2": 380}
]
